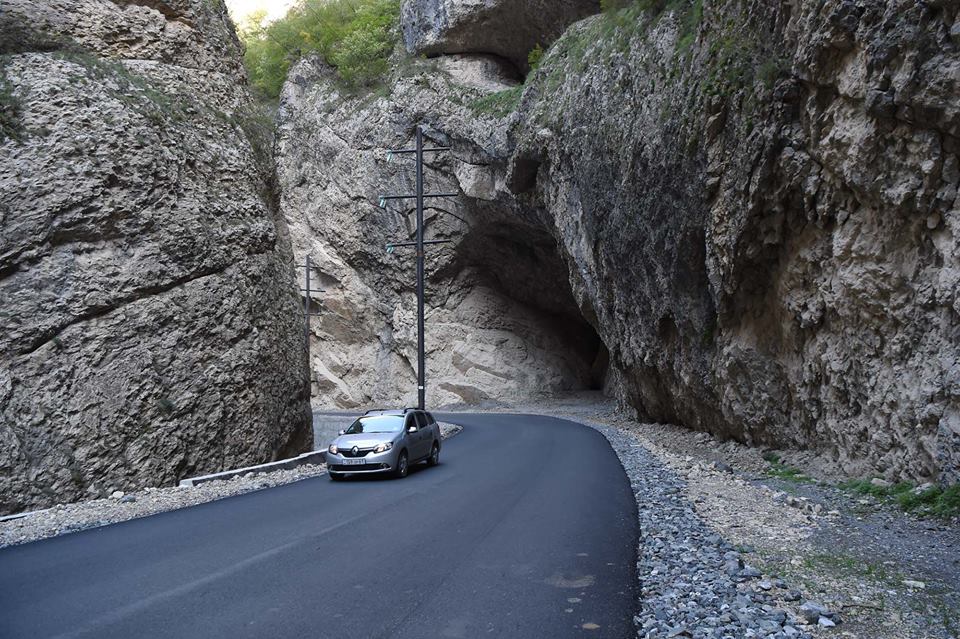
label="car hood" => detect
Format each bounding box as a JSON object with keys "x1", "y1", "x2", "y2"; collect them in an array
[{"x1": 332, "y1": 433, "x2": 396, "y2": 449}]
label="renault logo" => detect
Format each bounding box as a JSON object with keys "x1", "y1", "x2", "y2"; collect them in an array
[{"x1": 351, "y1": 446, "x2": 359, "y2": 456}]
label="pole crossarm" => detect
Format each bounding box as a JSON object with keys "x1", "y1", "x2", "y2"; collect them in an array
[
  {"x1": 386, "y1": 239, "x2": 452, "y2": 251},
  {"x1": 295, "y1": 255, "x2": 327, "y2": 340},
  {"x1": 386, "y1": 147, "x2": 450, "y2": 160},
  {"x1": 379, "y1": 193, "x2": 458, "y2": 207}
]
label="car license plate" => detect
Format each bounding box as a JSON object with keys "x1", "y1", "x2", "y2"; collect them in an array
[{"x1": 341, "y1": 458, "x2": 366, "y2": 466}]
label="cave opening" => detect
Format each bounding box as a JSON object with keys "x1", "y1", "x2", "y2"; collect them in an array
[{"x1": 446, "y1": 217, "x2": 610, "y2": 394}]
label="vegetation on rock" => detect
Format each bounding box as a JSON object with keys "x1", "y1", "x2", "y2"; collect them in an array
[
  {"x1": 466, "y1": 41, "x2": 547, "y2": 117},
  {"x1": 239, "y1": 0, "x2": 401, "y2": 98},
  {"x1": 0, "y1": 57, "x2": 22, "y2": 141},
  {"x1": 527, "y1": 44, "x2": 545, "y2": 70},
  {"x1": 841, "y1": 479, "x2": 960, "y2": 520},
  {"x1": 469, "y1": 85, "x2": 523, "y2": 117},
  {"x1": 763, "y1": 454, "x2": 813, "y2": 484}
]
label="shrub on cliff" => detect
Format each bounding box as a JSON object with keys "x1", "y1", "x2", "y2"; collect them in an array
[
  {"x1": 0, "y1": 60, "x2": 22, "y2": 141},
  {"x1": 239, "y1": 0, "x2": 400, "y2": 98}
]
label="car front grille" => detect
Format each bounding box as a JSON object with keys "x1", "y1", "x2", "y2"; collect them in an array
[{"x1": 340, "y1": 447, "x2": 374, "y2": 458}]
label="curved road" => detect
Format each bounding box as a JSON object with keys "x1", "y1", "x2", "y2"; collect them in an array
[{"x1": 0, "y1": 414, "x2": 638, "y2": 638}]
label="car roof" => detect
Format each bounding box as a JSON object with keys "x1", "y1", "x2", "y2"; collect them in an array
[{"x1": 362, "y1": 408, "x2": 420, "y2": 416}]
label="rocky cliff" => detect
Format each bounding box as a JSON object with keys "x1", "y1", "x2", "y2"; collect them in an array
[
  {"x1": 277, "y1": 52, "x2": 608, "y2": 408},
  {"x1": 0, "y1": 0, "x2": 311, "y2": 514},
  {"x1": 281, "y1": 0, "x2": 960, "y2": 484},
  {"x1": 512, "y1": 0, "x2": 960, "y2": 483}
]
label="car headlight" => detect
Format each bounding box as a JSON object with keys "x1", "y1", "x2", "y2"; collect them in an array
[
  {"x1": 328, "y1": 444, "x2": 338, "y2": 455},
  {"x1": 374, "y1": 442, "x2": 393, "y2": 454}
]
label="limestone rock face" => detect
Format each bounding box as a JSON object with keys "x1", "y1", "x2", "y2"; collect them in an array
[
  {"x1": 509, "y1": 0, "x2": 960, "y2": 482},
  {"x1": 0, "y1": 0, "x2": 311, "y2": 514},
  {"x1": 277, "y1": 54, "x2": 606, "y2": 409},
  {"x1": 400, "y1": 0, "x2": 600, "y2": 71},
  {"x1": 286, "y1": 0, "x2": 960, "y2": 483}
]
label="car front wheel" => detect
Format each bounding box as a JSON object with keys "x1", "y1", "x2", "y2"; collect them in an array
[
  {"x1": 427, "y1": 442, "x2": 440, "y2": 467},
  {"x1": 329, "y1": 472, "x2": 344, "y2": 481},
  {"x1": 394, "y1": 451, "x2": 409, "y2": 479}
]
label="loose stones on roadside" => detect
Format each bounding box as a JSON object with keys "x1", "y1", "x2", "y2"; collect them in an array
[
  {"x1": 798, "y1": 601, "x2": 836, "y2": 625},
  {"x1": 586, "y1": 421, "x2": 815, "y2": 639}
]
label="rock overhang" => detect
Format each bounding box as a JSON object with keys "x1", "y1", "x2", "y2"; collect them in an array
[{"x1": 400, "y1": 0, "x2": 601, "y2": 73}]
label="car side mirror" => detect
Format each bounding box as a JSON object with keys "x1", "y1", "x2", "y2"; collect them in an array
[
  {"x1": 407, "y1": 426, "x2": 417, "y2": 433},
  {"x1": 338, "y1": 429, "x2": 345, "y2": 436}
]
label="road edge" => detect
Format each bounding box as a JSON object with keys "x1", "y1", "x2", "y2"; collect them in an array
[{"x1": 1, "y1": 423, "x2": 463, "y2": 549}]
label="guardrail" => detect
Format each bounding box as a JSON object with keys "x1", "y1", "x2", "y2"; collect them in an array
[{"x1": 178, "y1": 450, "x2": 327, "y2": 487}]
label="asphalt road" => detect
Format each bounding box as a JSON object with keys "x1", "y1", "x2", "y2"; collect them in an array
[{"x1": 0, "y1": 414, "x2": 638, "y2": 638}]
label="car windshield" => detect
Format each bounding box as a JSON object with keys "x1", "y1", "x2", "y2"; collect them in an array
[{"x1": 344, "y1": 415, "x2": 404, "y2": 435}]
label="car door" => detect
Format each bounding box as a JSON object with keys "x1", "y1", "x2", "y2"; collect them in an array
[
  {"x1": 403, "y1": 413, "x2": 419, "y2": 458},
  {"x1": 413, "y1": 412, "x2": 431, "y2": 459}
]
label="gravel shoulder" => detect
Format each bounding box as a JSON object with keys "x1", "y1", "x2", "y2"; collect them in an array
[
  {"x1": 444, "y1": 394, "x2": 960, "y2": 639},
  {"x1": 0, "y1": 421, "x2": 462, "y2": 549}
]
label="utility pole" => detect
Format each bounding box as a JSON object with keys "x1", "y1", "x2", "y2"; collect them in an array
[
  {"x1": 415, "y1": 127, "x2": 426, "y2": 414},
  {"x1": 299, "y1": 255, "x2": 325, "y2": 338},
  {"x1": 298, "y1": 255, "x2": 324, "y2": 384},
  {"x1": 380, "y1": 125, "x2": 457, "y2": 410}
]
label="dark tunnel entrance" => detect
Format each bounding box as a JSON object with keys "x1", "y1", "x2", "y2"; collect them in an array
[{"x1": 446, "y1": 217, "x2": 610, "y2": 394}]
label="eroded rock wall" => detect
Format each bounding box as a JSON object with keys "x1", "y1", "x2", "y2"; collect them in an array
[
  {"x1": 278, "y1": 55, "x2": 606, "y2": 408},
  {"x1": 510, "y1": 0, "x2": 960, "y2": 482},
  {"x1": 0, "y1": 0, "x2": 311, "y2": 514},
  {"x1": 281, "y1": 0, "x2": 960, "y2": 482}
]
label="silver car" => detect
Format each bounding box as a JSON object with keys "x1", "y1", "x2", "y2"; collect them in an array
[{"x1": 326, "y1": 409, "x2": 441, "y2": 480}]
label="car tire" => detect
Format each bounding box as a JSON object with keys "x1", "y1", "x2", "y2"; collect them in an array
[
  {"x1": 329, "y1": 472, "x2": 344, "y2": 481},
  {"x1": 427, "y1": 442, "x2": 440, "y2": 467},
  {"x1": 394, "y1": 451, "x2": 409, "y2": 479}
]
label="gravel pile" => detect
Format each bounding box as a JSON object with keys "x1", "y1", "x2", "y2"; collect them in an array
[
  {"x1": 583, "y1": 420, "x2": 820, "y2": 639},
  {"x1": 1, "y1": 421, "x2": 463, "y2": 549},
  {"x1": 438, "y1": 422, "x2": 463, "y2": 439}
]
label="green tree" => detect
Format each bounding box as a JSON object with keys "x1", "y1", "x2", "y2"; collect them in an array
[
  {"x1": 238, "y1": 0, "x2": 401, "y2": 99},
  {"x1": 527, "y1": 44, "x2": 545, "y2": 70}
]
